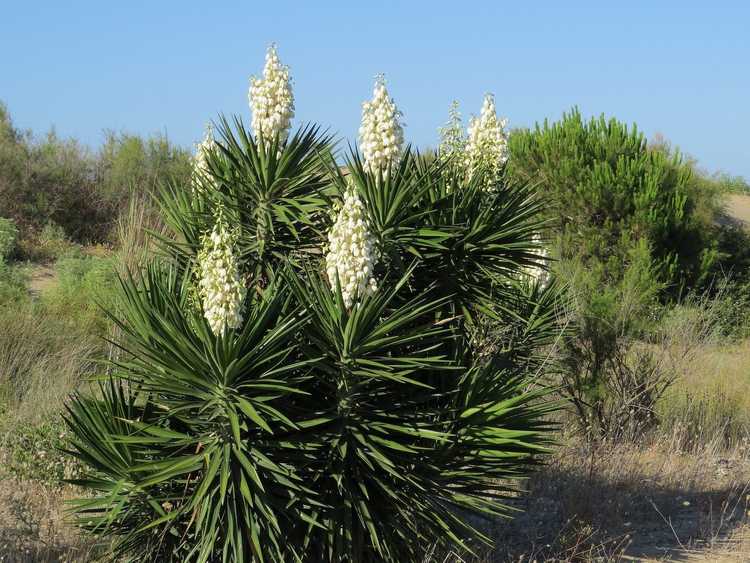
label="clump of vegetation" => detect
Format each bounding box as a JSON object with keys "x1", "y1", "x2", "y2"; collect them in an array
[
  {"x1": 0, "y1": 415, "x2": 80, "y2": 485},
  {"x1": 63, "y1": 48, "x2": 559, "y2": 562},
  {"x1": 0, "y1": 217, "x2": 18, "y2": 260},
  {"x1": 508, "y1": 108, "x2": 719, "y2": 293},
  {"x1": 0, "y1": 261, "x2": 26, "y2": 303},
  {"x1": 553, "y1": 242, "x2": 664, "y2": 439},
  {"x1": 0, "y1": 102, "x2": 191, "y2": 251},
  {"x1": 42, "y1": 251, "x2": 118, "y2": 336}
]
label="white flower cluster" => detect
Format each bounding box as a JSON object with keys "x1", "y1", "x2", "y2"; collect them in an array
[
  {"x1": 192, "y1": 124, "x2": 216, "y2": 187},
  {"x1": 359, "y1": 75, "x2": 404, "y2": 175},
  {"x1": 249, "y1": 44, "x2": 295, "y2": 144},
  {"x1": 325, "y1": 181, "x2": 378, "y2": 308},
  {"x1": 438, "y1": 100, "x2": 466, "y2": 159},
  {"x1": 197, "y1": 213, "x2": 246, "y2": 336},
  {"x1": 465, "y1": 93, "x2": 508, "y2": 185},
  {"x1": 524, "y1": 235, "x2": 549, "y2": 286}
]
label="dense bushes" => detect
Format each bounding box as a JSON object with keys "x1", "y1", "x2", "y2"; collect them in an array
[
  {"x1": 0, "y1": 102, "x2": 192, "y2": 249},
  {"x1": 507, "y1": 108, "x2": 750, "y2": 440},
  {"x1": 509, "y1": 108, "x2": 719, "y2": 293},
  {"x1": 0, "y1": 261, "x2": 26, "y2": 303}
]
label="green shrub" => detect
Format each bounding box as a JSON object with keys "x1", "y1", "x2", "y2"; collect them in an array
[
  {"x1": 64, "y1": 117, "x2": 560, "y2": 562},
  {"x1": 0, "y1": 415, "x2": 81, "y2": 484},
  {"x1": 0, "y1": 260, "x2": 27, "y2": 303},
  {"x1": 0, "y1": 101, "x2": 192, "y2": 246},
  {"x1": 0, "y1": 216, "x2": 18, "y2": 260},
  {"x1": 95, "y1": 131, "x2": 192, "y2": 221},
  {"x1": 42, "y1": 251, "x2": 118, "y2": 334},
  {"x1": 508, "y1": 108, "x2": 718, "y2": 293},
  {"x1": 658, "y1": 278, "x2": 750, "y2": 342},
  {"x1": 555, "y1": 242, "x2": 668, "y2": 439},
  {"x1": 21, "y1": 221, "x2": 76, "y2": 262}
]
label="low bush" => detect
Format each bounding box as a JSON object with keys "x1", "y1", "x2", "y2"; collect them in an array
[
  {"x1": 0, "y1": 260, "x2": 27, "y2": 303},
  {"x1": 17, "y1": 222, "x2": 76, "y2": 263},
  {"x1": 0, "y1": 415, "x2": 81, "y2": 484},
  {"x1": 555, "y1": 244, "x2": 668, "y2": 439},
  {"x1": 42, "y1": 251, "x2": 118, "y2": 336},
  {"x1": 0, "y1": 217, "x2": 18, "y2": 260}
]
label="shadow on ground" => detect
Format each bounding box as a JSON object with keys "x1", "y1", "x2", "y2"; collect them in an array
[{"x1": 475, "y1": 443, "x2": 750, "y2": 562}]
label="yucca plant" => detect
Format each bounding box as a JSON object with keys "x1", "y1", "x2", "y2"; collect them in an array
[{"x1": 64, "y1": 50, "x2": 560, "y2": 562}]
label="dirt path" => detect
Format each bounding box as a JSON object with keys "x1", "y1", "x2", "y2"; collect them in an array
[
  {"x1": 25, "y1": 264, "x2": 58, "y2": 299},
  {"x1": 721, "y1": 193, "x2": 750, "y2": 230}
]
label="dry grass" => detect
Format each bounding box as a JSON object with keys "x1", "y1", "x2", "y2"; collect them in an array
[
  {"x1": 424, "y1": 338, "x2": 750, "y2": 562},
  {"x1": 0, "y1": 305, "x2": 96, "y2": 423},
  {"x1": 658, "y1": 340, "x2": 750, "y2": 453},
  {"x1": 454, "y1": 436, "x2": 750, "y2": 562},
  {"x1": 115, "y1": 194, "x2": 166, "y2": 275}
]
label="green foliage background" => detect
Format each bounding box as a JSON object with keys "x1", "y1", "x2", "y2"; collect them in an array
[
  {"x1": 0, "y1": 102, "x2": 192, "y2": 248},
  {"x1": 508, "y1": 108, "x2": 719, "y2": 293}
]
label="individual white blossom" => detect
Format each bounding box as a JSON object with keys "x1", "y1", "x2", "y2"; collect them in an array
[
  {"x1": 197, "y1": 212, "x2": 246, "y2": 335},
  {"x1": 325, "y1": 180, "x2": 378, "y2": 308},
  {"x1": 192, "y1": 123, "x2": 216, "y2": 187},
  {"x1": 249, "y1": 44, "x2": 295, "y2": 144},
  {"x1": 465, "y1": 93, "x2": 508, "y2": 187},
  {"x1": 359, "y1": 75, "x2": 404, "y2": 175}
]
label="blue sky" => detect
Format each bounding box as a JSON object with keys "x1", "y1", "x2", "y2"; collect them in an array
[{"x1": 2, "y1": 1, "x2": 748, "y2": 177}]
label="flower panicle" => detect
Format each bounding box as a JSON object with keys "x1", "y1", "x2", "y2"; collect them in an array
[
  {"x1": 197, "y1": 211, "x2": 247, "y2": 335},
  {"x1": 325, "y1": 180, "x2": 378, "y2": 308},
  {"x1": 192, "y1": 123, "x2": 216, "y2": 188},
  {"x1": 465, "y1": 93, "x2": 509, "y2": 189},
  {"x1": 249, "y1": 44, "x2": 295, "y2": 145},
  {"x1": 524, "y1": 234, "x2": 550, "y2": 287},
  {"x1": 438, "y1": 100, "x2": 466, "y2": 158},
  {"x1": 359, "y1": 75, "x2": 404, "y2": 176}
]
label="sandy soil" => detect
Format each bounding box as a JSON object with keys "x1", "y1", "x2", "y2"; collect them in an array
[{"x1": 720, "y1": 194, "x2": 750, "y2": 230}]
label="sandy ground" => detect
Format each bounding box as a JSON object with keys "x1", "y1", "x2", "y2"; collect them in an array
[
  {"x1": 720, "y1": 194, "x2": 750, "y2": 229},
  {"x1": 481, "y1": 441, "x2": 750, "y2": 563},
  {"x1": 0, "y1": 477, "x2": 97, "y2": 562}
]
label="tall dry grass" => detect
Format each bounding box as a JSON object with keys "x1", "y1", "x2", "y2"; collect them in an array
[
  {"x1": 0, "y1": 305, "x2": 96, "y2": 423},
  {"x1": 658, "y1": 340, "x2": 750, "y2": 454},
  {"x1": 114, "y1": 194, "x2": 166, "y2": 275}
]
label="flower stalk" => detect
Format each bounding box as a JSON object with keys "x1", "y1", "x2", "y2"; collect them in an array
[
  {"x1": 249, "y1": 44, "x2": 295, "y2": 144},
  {"x1": 359, "y1": 75, "x2": 404, "y2": 175},
  {"x1": 325, "y1": 180, "x2": 378, "y2": 308},
  {"x1": 197, "y1": 211, "x2": 246, "y2": 335}
]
